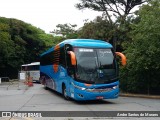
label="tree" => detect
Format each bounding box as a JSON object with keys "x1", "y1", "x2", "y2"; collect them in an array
[
  {"x1": 76, "y1": 0, "x2": 147, "y2": 25},
  {"x1": 78, "y1": 16, "x2": 116, "y2": 41},
  {"x1": 51, "y1": 23, "x2": 78, "y2": 39},
  {"x1": 76, "y1": 0, "x2": 148, "y2": 51},
  {"x1": 0, "y1": 17, "x2": 54, "y2": 78},
  {"x1": 120, "y1": 0, "x2": 160, "y2": 94}
]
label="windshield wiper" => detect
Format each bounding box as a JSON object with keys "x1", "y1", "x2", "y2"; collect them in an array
[{"x1": 76, "y1": 78, "x2": 95, "y2": 84}]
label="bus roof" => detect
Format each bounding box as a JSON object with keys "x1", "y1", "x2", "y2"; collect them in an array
[
  {"x1": 21, "y1": 62, "x2": 40, "y2": 66},
  {"x1": 61, "y1": 39, "x2": 112, "y2": 48},
  {"x1": 41, "y1": 39, "x2": 113, "y2": 56}
]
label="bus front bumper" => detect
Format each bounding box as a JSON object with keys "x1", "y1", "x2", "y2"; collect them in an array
[{"x1": 70, "y1": 87, "x2": 119, "y2": 101}]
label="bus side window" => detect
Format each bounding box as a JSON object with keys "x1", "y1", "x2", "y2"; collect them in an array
[
  {"x1": 59, "y1": 46, "x2": 66, "y2": 67},
  {"x1": 25, "y1": 66, "x2": 28, "y2": 71}
]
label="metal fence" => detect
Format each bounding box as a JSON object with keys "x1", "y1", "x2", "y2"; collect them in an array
[{"x1": 0, "y1": 77, "x2": 10, "y2": 83}]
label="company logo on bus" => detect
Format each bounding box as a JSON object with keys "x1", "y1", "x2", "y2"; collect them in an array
[{"x1": 79, "y1": 49, "x2": 93, "y2": 52}]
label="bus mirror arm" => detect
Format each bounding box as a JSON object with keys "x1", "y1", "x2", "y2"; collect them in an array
[
  {"x1": 67, "y1": 51, "x2": 77, "y2": 66},
  {"x1": 115, "y1": 52, "x2": 127, "y2": 66}
]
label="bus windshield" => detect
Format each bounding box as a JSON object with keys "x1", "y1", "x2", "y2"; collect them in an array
[{"x1": 74, "y1": 48, "x2": 117, "y2": 84}]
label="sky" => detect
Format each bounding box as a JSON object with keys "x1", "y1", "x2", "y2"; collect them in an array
[{"x1": 0, "y1": 0, "x2": 102, "y2": 33}]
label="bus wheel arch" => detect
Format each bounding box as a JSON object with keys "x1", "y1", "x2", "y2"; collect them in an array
[
  {"x1": 62, "y1": 83, "x2": 70, "y2": 100},
  {"x1": 44, "y1": 79, "x2": 48, "y2": 90}
]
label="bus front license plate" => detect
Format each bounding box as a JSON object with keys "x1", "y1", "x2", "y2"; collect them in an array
[{"x1": 96, "y1": 96, "x2": 103, "y2": 99}]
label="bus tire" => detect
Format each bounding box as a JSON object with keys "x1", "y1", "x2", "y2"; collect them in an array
[
  {"x1": 44, "y1": 81, "x2": 48, "y2": 90},
  {"x1": 62, "y1": 84, "x2": 69, "y2": 100}
]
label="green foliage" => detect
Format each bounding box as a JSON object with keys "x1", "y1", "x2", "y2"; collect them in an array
[
  {"x1": 76, "y1": 0, "x2": 147, "y2": 25},
  {"x1": 52, "y1": 36, "x2": 64, "y2": 45},
  {"x1": 0, "y1": 17, "x2": 54, "y2": 78},
  {"x1": 51, "y1": 23, "x2": 78, "y2": 39},
  {"x1": 76, "y1": 0, "x2": 147, "y2": 52},
  {"x1": 120, "y1": 0, "x2": 160, "y2": 94},
  {"x1": 78, "y1": 16, "x2": 116, "y2": 41}
]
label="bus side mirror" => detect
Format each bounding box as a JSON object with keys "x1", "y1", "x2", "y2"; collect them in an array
[
  {"x1": 115, "y1": 52, "x2": 127, "y2": 66},
  {"x1": 67, "y1": 51, "x2": 76, "y2": 66}
]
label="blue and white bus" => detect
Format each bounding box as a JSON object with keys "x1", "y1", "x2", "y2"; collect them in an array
[
  {"x1": 21, "y1": 62, "x2": 40, "y2": 83},
  {"x1": 40, "y1": 39, "x2": 126, "y2": 100}
]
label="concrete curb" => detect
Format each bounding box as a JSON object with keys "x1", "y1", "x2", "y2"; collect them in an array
[{"x1": 120, "y1": 93, "x2": 160, "y2": 99}]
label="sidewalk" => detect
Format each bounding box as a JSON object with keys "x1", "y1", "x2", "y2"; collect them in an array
[{"x1": 120, "y1": 93, "x2": 160, "y2": 99}]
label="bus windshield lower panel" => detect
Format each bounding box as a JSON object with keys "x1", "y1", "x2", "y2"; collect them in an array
[{"x1": 74, "y1": 48, "x2": 118, "y2": 84}]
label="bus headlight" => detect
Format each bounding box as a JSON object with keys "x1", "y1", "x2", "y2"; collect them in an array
[
  {"x1": 71, "y1": 82, "x2": 86, "y2": 90},
  {"x1": 113, "y1": 85, "x2": 119, "y2": 89}
]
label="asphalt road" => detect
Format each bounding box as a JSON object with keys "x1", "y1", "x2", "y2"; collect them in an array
[{"x1": 0, "y1": 82, "x2": 159, "y2": 120}]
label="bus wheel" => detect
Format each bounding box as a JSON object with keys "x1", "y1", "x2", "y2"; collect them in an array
[
  {"x1": 44, "y1": 81, "x2": 48, "y2": 90},
  {"x1": 62, "y1": 85, "x2": 69, "y2": 100}
]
